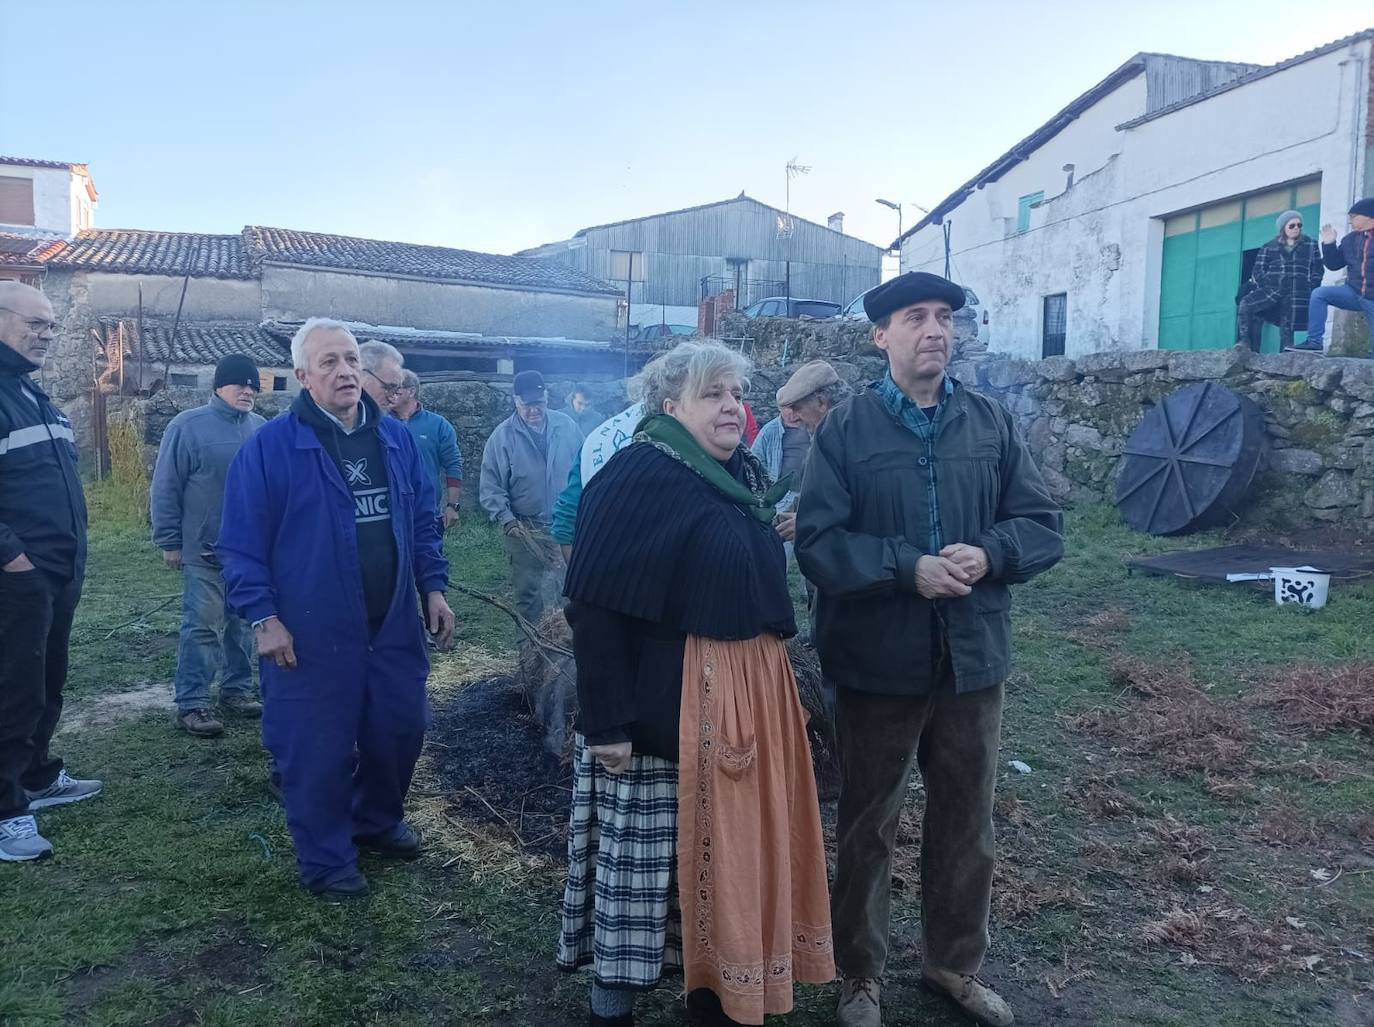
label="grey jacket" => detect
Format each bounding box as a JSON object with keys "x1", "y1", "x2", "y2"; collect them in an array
[
  {"x1": 479, "y1": 409, "x2": 582, "y2": 527},
  {"x1": 151, "y1": 395, "x2": 266, "y2": 566}
]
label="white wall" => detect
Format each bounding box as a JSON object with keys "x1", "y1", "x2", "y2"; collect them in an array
[
  {"x1": 902, "y1": 40, "x2": 1372, "y2": 358},
  {"x1": 0, "y1": 165, "x2": 87, "y2": 236},
  {"x1": 80, "y1": 271, "x2": 263, "y2": 321}
]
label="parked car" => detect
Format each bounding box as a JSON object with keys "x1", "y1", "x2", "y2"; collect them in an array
[
  {"x1": 840, "y1": 284, "x2": 982, "y2": 346},
  {"x1": 634, "y1": 323, "x2": 696, "y2": 342},
  {"x1": 741, "y1": 297, "x2": 842, "y2": 319}
]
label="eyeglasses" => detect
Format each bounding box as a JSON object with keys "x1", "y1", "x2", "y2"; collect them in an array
[
  {"x1": 364, "y1": 368, "x2": 404, "y2": 396},
  {"x1": 0, "y1": 307, "x2": 57, "y2": 333}
]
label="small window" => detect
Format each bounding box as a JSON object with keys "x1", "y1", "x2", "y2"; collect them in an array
[
  {"x1": 1042, "y1": 293, "x2": 1067, "y2": 357},
  {"x1": 609, "y1": 250, "x2": 646, "y2": 281},
  {"x1": 272, "y1": 375, "x2": 288, "y2": 392},
  {"x1": 0, "y1": 176, "x2": 35, "y2": 226},
  {"x1": 169, "y1": 372, "x2": 199, "y2": 388},
  {"x1": 1016, "y1": 191, "x2": 1044, "y2": 234}
]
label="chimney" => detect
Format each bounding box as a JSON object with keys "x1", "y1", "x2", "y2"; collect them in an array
[{"x1": 827, "y1": 211, "x2": 844, "y2": 233}]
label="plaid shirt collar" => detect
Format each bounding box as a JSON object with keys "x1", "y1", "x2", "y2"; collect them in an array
[{"x1": 875, "y1": 371, "x2": 957, "y2": 553}]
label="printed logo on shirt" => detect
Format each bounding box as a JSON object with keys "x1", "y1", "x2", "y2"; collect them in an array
[
  {"x1": 343, "y1": 458, "x2": 371, "y2": 486},
  {"x1": 354, "y1": 487, "x2": 390, "y2": 523}
]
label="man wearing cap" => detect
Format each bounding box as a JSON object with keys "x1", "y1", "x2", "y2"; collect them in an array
[
  {"x1": 479, "y1": 370, "x2": 583, "y2": 630},
  {"x1": 797, "y1": 271, "x2": 1064, "y2": 1027},
  {"x1": 762, "y1": 359, "x2": 852, "y2": 545},
  {"x1": 151, "y1": 354, "x2": 267, "y2": 738},
  {"x1": 1305, "y1": 199, "x2": 1374, "y2": 356}
]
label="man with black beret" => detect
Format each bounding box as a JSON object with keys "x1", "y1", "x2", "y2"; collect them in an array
[
  {"x1": 797, "y1": 271, "x2": 1065, "y2": 1027},
  {"x1": 1305, "y1": 199, "x2": 1374, "y2": 356},
  {"x1": 151, "y1": 353, "x2": 267, "y2": 737}
]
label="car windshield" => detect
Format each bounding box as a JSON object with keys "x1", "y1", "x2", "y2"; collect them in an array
[{"x1": 794, "y1": 301, "x2": 840, "y2": 317}]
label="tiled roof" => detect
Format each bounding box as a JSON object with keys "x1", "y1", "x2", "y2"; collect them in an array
[
  {"x1": 46, "y1": 230, "x2": 253, "y2": 278},
  {"x1": 102, "y1": 318, "x2": 290, "y2": 366},
  {"x1": 1117, "y1": 28, "x2": 1374, "y2": 130},
  {"x1": 0, "y1": 233, "x2": 55, "y2": 267},
  {"x1": 0, "y1": 157, "x2": 88, "y2": 171},
  {"x1": 262, "y1": 319, "x2": 609, "y2": 353},
  {"x1": 245, "y1": 226, "x2": 623, "y2": 295}
]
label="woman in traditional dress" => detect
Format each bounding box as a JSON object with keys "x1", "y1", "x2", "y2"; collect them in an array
[{"x1": 556, "y1": 340, "x2": 834, "y2": 1026}]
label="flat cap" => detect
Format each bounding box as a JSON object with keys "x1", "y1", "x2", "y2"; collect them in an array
[
  {"x1": 863, "y1": 271, "x2": 966, "y2": 322},
  {"x1": 777, "y1": 360, "x2": 840, "y2": 407}
]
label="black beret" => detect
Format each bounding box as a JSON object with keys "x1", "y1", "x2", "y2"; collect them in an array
[
  {"x1": 863, "y1": 271, "x2": 966, "y2": 322},
  {"x1": 1349, "y1": 197, "x2": 1374, "y2": 219}
]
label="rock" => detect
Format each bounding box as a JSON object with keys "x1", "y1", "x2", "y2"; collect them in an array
[
  {"x1": 1363, "y1": 489, "x2": 1374, "y2": 520},
  {"x1": 981, "y1": 359, "x2": 1040, "y2": 389},
  {"x1": 1040, "y1": 465, "x2": 1073, "y2": 498},
  {"x1": 1078, "y1": 350, "x2": 1167, "y2": 381},
  {"x1": 1268, "y1": 448, "x2": 1324, "y2": 475},
  {"x1": 1303, "y1": 361, "x2": 1344, "y2": 393},
  {"x1": 1038, "y1": 356, "x2": 1078, "y2": 382},
  {"x1": 1065, "y1": 424, "x2": 1105, "y2": 450},
  {"x1": 1338, "y1": 361, "x2": 1374, "y2": 402},
  {"x1": 1306, "y1": 470, "x2": 1360, "y2": 509},
  {"x1": 1247, "y1": 352, "x2": 1310, "y2": 377},
  {"x1": 1167, "y1": 349, "x2": 1242, "y2": 381},
  {"x1": 1008, "y1": 760, "x2": 1033, "y2": 774}
]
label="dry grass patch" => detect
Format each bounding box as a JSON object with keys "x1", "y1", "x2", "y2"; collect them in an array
[{"x1": 1254, "y1": 662, "x2": 1374, "y2": 736}]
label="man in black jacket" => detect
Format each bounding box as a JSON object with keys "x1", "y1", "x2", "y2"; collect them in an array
[
  {"x1": 1305, "y1": 198, "x2": 1374, "y2": 356},
  {"x1": 797, "y1": 272, "x2": 1063, "y2": 1027},
  {"x1": 0, "y1": 282, "x2": 101, "y2": 862}
]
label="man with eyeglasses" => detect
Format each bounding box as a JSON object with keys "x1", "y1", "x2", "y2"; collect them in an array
[
  {"x1": 359, "y1": 339, "x2": 406, "y2": 413},
  {"x1": 0, "y1": 282, "x2": 101, "y2": 862},
  {"x1": 151, "y1": 354, "x2": 267, "y2": 738}
]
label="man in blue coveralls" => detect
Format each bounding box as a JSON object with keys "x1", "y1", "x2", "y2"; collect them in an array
[{"x1": 218, "y1": 317, "x2": 456, "y2": 900}]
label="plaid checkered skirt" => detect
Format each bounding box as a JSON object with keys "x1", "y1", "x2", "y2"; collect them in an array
[{"x1": 556, "y1": 737, "x2": 683, "y2": 989}]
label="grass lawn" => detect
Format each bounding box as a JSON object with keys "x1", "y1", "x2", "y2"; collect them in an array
[{"x1": 1, "y1": 487, "x2": 1370, "y2": 1026}]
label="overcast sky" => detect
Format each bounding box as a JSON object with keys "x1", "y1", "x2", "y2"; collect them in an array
[{"x1": 2, "y1": 1, "x2": 1369, "y2": 256}]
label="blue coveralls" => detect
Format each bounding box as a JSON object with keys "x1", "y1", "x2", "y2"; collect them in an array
[{"x1": 218, "y1": 410, "x2": 447, "y2": 889}]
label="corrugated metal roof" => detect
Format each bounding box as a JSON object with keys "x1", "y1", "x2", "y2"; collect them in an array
[{"x1": 1118, "y1": 28, "x2": 1374, "y2": 130}]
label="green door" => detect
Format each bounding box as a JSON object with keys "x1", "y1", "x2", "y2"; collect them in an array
[{"x1": 1157, "y1": 179, "x2": 1321, "y2": 352}]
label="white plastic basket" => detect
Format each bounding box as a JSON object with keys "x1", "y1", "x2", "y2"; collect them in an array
[{"x1": 1270, "y1": 566, "x2": 1330, "y2": 610}]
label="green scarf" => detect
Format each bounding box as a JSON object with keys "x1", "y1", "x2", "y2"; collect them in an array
[{"x1": 634, "y1": 414, "x2": 792, "y2": 524}]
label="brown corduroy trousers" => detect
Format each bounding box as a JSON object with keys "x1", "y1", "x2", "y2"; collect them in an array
[{"x1": 830, "y1": 660, "x2": 1004, "y2": 978}]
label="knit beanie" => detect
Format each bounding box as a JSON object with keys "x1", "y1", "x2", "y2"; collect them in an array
[
  {"x1": 1275, "y1": 210, "x2": 1303, "y2": 234},
  {"x1": 1349, "y1": 198, "x2": 1374, "y2": 219},
  {"x1": 213, "y1": 353, "x2": 261, "y2": 390}
]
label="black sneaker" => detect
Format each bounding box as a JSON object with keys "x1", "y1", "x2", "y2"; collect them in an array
[
  {"x1": 355, "y1": 821, "x2": 422, "y2": 860},
  {"x1": 175, "y1": 708, "x2": 224, "y2": 738},
  {"x1": 307, "y1": 869, "x2": 370, "y2": 902},
  {"x1": 1283, "y1": 344, "x2": 1323, "y2": 354}
]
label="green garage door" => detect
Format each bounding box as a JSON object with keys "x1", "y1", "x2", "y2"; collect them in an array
[{"x1": 1158, "y1": 179, "x2": 1321, "y2": 352}]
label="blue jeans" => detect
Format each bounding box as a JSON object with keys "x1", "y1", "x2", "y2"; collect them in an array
[
  {"x1": 174, "y1": 563, "x2": 255, "y2": 712},
  {"x1": 1306, "y1": 284, "x2": 1374, "y2": 354}
]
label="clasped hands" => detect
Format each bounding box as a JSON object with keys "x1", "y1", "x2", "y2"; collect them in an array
[{"x1": 915, "y1": 543, "x2": 990, "y2": 598}]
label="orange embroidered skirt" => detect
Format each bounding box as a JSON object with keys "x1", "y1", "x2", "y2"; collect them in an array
[{"x1": 678, "y1": 633, "x2": 835, "y2": 1024}]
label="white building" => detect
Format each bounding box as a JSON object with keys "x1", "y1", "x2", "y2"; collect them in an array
[{"x1": 897, "y1": 31, "x2": 1374, "y2": 359}]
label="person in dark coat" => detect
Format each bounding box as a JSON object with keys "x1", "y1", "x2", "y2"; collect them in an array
[
  {"x1": 796, "y1": 272, "x2": 1064, "y2": 1027},
  {"x1": 1235, "y1": 210, "x2": 1323, "y2": 352},
  {"x1": 557, "y1": 340, "x2": 834, "y2": 1027},
  {"x1": 218, "y1": 318, "x2": 455, "y2": 900},
  {"x1": 0, "y1": 282, "x2": 101, "y2": 863},
  {"x1": 1304, "y1": 198, "x2": 1374, "y2": 356}
]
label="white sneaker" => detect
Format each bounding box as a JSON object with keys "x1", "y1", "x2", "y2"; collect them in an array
[
  {"x1": 0, "y1": 815, "x2": 54, "y2": 861},
  {"x1": 25, "y1": 769, "x2": 103, "y2": 810}
]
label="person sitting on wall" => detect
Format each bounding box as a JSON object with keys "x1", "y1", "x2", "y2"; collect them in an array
[
  {"x1": 1234, "y1": 210, "x2": 1322, "y2": 353},
  {"x1": 1302, "y1": 198, "x2": 1374, "y2": 356}
]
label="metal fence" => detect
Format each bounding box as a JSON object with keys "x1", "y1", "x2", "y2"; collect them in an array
[{"x1": 699, "y1": 275, "x2": 787, "y2": 309}]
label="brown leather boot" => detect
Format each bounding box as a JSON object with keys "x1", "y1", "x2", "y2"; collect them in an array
[{"x1": 922, "y1": 967, "x2": 1014, "y2": 1026}]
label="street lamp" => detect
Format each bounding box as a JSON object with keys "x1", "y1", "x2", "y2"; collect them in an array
[{"x1": 875, "y1": 198, "x2": 901, "y2": 246}]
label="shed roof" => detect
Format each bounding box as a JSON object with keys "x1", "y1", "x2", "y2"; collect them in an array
[
  {"x1": 262, "y1": 319, "x2": 610, "y2": 353},
  {"x1": 47, "y1": 230, "x2": 254, "y2": 278},
  {"x1": 101, "y1": 318, "x2": 290, "y2": 366}
]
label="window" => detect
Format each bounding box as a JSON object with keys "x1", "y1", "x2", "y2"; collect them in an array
[
  {"x1": 1016, "y1": 191, "x2": 1044, "y2": 234},
  {"x1": 169, "y1": 372, "x2": 199, "y2": 388},
  {"x1": 1042, "y1": 293, "x2": 1067, "y2": 357},
  {"x1": 272, "y1": 375, "x2": 288, "y2": 392},
  {"x1": 609, "y1": 250, "x2": 646, "y2": 281},
  {"x1": 0, "y1": 177, "x2": 35, "y2": 226}
]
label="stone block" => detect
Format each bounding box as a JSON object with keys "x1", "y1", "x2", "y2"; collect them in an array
[
  {"x1": 1303, "y1": 361, "x2": 1344, "y2": 393},
  {"x1": 1338, "y1": 361, "x2": 1374, "y2": 402},
  {"x1": 1268, "y1": 448, "x2": 1324, "y2": 475},
  {"x1": 1167, "y1": 349, "x2": 1242, "y2": 381},
  {"x1": 1246, "y1": 352, "x2": 1310, "y2": 377},
  {"x1": 981, "y1": 359, "x2": 1040, "y2": 389},
  {"x1": 1364, "y1": 489, "x2": 1374, "y2": 520},
  {"x1": 1038, "y1": 356, "x2": 1078, "y2": 382},
  {"x1": 1040, "y1": 465, "x2": 1073, "y2": 499},
  {"x1": 1306, "y1": 470, "x2": 1360, "y2": 509}
]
